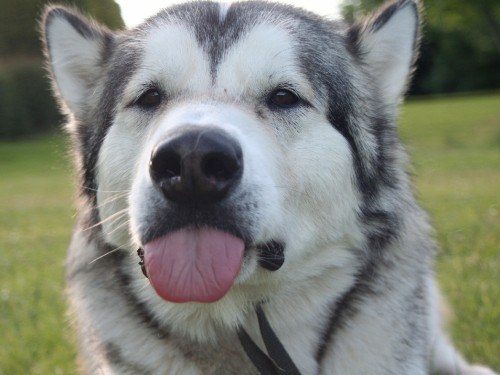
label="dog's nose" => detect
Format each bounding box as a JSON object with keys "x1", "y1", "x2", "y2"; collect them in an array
[{"x1": 149, "y1": 128, "x2": 243, "y2": 204}]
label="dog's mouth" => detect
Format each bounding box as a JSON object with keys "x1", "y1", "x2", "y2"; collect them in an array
[
  {"x1": 137, "y1": 228, "x2": 285, "y2": 304},
  {"x1": 143, "y1": 228, "x2": 244, "y2": 303}
]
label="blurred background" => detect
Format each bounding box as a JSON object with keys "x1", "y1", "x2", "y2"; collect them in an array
[
  {"x1": 0, "y1": 0, "x2": 124, "y2": 139},
  {"x1": 0, "y1": 0, "x2": 498, "y2": 374}
]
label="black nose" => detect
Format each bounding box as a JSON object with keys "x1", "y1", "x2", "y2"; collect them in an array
[{"x1": 149, "y1": 128, "x2": 243, "y2": 204}]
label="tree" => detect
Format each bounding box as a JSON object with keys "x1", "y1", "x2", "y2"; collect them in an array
[
  {"x1": 0, "y1": 0, "x2": 124, "y2": 139},
  {"x1": 0, "y1": 0, "x2": 124, "y2": 58},
  {"x1": 340, "y1": 0, "x2": 500, "y2": 95}
]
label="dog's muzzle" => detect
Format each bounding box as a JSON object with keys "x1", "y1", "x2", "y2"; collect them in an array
[{"x1": 136, "y1": 128, "x2": 286, "y2": 299}]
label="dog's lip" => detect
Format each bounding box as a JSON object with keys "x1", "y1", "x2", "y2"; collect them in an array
[
  {"x1": 139, "y1": 234, "x2": 282, "y2": 254},
  {"x1": 138, "y1": 231, "x2": 286, "y2": 274},
  {"x1": 255, "y1": 240, "x2": 286, "y2": 271},
  {"x1": 138, "y1": 222, "x2": 249, "y2": 248}
]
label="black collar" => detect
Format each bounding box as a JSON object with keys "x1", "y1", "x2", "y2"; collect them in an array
[{"x1": 238, "y1": 304, "x2": 302, "y2": 375}]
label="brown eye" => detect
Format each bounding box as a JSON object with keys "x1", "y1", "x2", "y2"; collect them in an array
[
  {"x1": 136, "y1": 88, "x2": 162, "y2": 108},
  {"x1": 268, "y1": 88, "x2": 300, "y2": 108}
]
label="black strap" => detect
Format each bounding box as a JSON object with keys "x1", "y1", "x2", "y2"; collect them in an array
[
  {"x1": 255, "y1": 305, "x2": 301, "y2": 375},
  {"x1": 238, "y1": 328, "x2": 284, "y2": 374},
  {"x1": 238, "y1": 304, "x2": 302, "y2": 375}
]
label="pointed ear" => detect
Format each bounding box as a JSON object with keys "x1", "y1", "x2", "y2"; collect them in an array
[
  {"x1": 349, "y1": 0, "x2": 421, "y2": 105},
  {"x1": 42, "y1": 7, "x2": 113, "y2": 116}
]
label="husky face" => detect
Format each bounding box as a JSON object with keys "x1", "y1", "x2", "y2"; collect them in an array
[
  {"x1": 44, "y1": 0, "x2": 418, "y2": 332},
  {"x1": 104, "y1": 14, "x2": 364, "y2": 305}
]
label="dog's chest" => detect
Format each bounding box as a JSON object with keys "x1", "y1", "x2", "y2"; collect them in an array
[{"x1": 173, "y1": 334, "x2": 258, "y2": 374}]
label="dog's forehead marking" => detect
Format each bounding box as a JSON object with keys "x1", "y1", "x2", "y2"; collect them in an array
[
  {"x1": 131, "y1": 17, "x2": 305, "y2": 103},
  {"x1": 216, "y1": 22, "x2": 304, "y2": 96},
  {"x1": 134, "y1": 23, "x2": 212, "y2": 93}
]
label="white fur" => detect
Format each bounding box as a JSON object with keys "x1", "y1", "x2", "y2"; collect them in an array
[
  {"x1": 359, "y1": 2, "x2": 418, "y2": 106},
  {"x1": 218, "y1": 2, "x2": 231, "y2": 23},
  {"x1": 136, "y1": 24, "x2": 212, "y2": 95},
  {"x1": 217, "y1": 21, "x2": 308, "y2": 99}
]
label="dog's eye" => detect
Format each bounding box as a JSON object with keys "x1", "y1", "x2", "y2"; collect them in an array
[
  {"x1": 136, "y1": 88, "x2": 162, "y2": 109},
  {"x1": 268, "y1": 89, "x2": 300, "y2": 108}
]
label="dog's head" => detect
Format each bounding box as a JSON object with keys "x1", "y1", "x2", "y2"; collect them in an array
[{"x1": 43, "y1": 1, "x2": 420, "y2": 306}]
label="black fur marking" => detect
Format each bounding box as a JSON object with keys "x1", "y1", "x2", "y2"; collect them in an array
[
  {"x1": 153, "y1": 2, "x2": 254, "y2": 81},
  {"x1": 345, "y1": 24, "x2": 362, "y2": 58},
  {"x1": 73, "y1": 39, "x2": 140, "y2": 234},
  {"x1": 138, "y1": 188, "x2": 257, "y2": 245},
  {"x1": 362, "y1": 208, "x2": 400, "y2": 251},
  {"x1": 326, "y1": 95, "x2": 405, "y2": 204},
  {"x1": 339, "y1": 2, "x2": 420, "y2": 203},
  {"x1": 257, "y1": 241, "x2": 285, "y2": 271},
  {"x1": 314, "y1": 255, "x2": 384, "y2": 366},
  {"x1": 137, "y1": 248, "x2": 148, "y2": 278},
  {"x1": 44, "y1": 7, "x2": 108, "y2": 42},
  {"x1": 317, "y1": 270, "x2": 430, "y2": 367},
  {"x1": 139, "y1": 204, "x2": 251, "y2": 245},
  {"x1": 283, "y1": 7, "x2": 398, "y2": 203},
  {"x1": 326, "y1": 103, "x2": 364, "y2": 183},
  {"x1": 284, "y1": 5, "x2": 394, "y2": 204},
  {"x1": 67, "y1": 242, "x2": 170, "y2": 340},
  {"x1": 197, "y1": 4, "x2": 248, "y2": 79},
  {"x1": 42, "y1": 8, "x2": 117, "y2": 229},
  {"x1": 372, "y1": 116, "x2": 403, "y2": 189},
  {"x1": 104, "y1": 342, "x2": 151, "y2": 374},
  {"x1": 397, "y1": 281, "x2": 429, "y2": 358},
  {"x1": 315, "y1": 207, "x2": 400, "y2": 366},
  {"x1": 113, "y1": 249, "x2": 170, "y2": 339},
  {"x1": 371, "y1": 0, "x2": 418, "y2": 34},
  {"x1": 371, "y1": 2, "x2": 400, "y2": 33}
]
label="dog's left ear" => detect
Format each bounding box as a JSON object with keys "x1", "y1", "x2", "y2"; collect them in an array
[
  {"x1": 349, "y1": 0, "x2": 421, "y2": 105},
  {"x1": 41, "y1": 6, "x2": 113, "y2": 117}
]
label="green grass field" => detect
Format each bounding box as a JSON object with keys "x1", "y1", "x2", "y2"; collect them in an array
[{"x1": 0, "y1": 93, "x2": 498, "y2": 374}]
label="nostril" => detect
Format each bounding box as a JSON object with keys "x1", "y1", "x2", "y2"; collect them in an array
[
  {"x1": 202, "y1": 153, "x2": 238, "y2": 181},
  {"x1": 162, "y1": 154, "x2": 182, "y2": 178},
  {"x1": 150, "y1": 149, "x2": 181, "y2": 181}
]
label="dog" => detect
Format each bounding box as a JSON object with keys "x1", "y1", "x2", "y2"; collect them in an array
[{"x1": 42, "y1": 1, "x2": 497, "y2": 374}]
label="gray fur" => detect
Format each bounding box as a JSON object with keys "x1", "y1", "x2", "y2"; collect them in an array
[{"x1": 42, "y1": 1, "x2": 497, "y2": 374}]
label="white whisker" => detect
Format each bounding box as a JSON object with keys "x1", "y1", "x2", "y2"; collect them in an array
[
  {"x1": 103, "y1": 219, "x2": 131, "y2": 237},
  {"x1": 81, "y1": 185, "x2": 130, "y2": 194},
  {"x1": 88, "y1": 246, "x2": 122, "y2": 265},
  {"x1": 95, "y1": 192, "x2": 129, "y2": 208},
  {"x1": 83, "y1": 208, "x2": 129, "y2": 231}
]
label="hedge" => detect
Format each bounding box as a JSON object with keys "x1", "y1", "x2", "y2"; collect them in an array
[{"x1": 0, "y1": 61, "x2": 61, "y2": 139}]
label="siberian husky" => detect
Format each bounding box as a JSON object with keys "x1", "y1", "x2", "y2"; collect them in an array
[{"x1": 42, "y1": 1, "x2": 497, "y2": 374}]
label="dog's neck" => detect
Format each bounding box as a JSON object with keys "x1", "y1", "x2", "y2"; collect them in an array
[{"x1": 137, "y1": 245, "x2": 299, "y2": 373}]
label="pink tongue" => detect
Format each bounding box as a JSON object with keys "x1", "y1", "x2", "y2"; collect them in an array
[{"x1": 144, "y1": 228, "x2": 244, "y2": 303}]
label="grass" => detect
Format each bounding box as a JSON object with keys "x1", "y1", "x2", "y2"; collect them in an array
[
  {"x1": 0, "y1": 93, "x2": 498, "y2": 373},
  {"x1": 0, "y1": 136, "x2": 77, "y2": 375},
  {"x1": 399, "y1": 94, "x2": 500, "y2": 369}
]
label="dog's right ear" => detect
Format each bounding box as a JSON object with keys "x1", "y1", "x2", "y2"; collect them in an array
[
  {"x1": 348, "y1": 0, "x2": 421, "y2": 107},
  {"x1": 42, "y1": 7, "x2": 113, "y2": 116}
]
